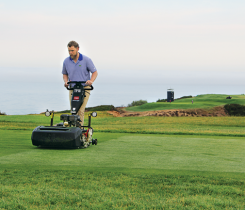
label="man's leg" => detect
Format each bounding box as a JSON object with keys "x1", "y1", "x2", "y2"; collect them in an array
[
  {"x1": 69, "y1": 89, "x2": 73, "y2": 108},
  {"x1": 77, "y1": 87, "x2": 90, "y2": 126},
  {"x1": 69, "y1": 88, "x2": 90, "y2": 126}
]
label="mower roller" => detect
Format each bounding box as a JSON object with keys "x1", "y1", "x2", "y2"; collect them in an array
[{"x1": 31, "y1": 81, "x2": 98, "y2": 148}]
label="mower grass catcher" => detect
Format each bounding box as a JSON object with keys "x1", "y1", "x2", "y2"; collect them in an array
[{"x1": 31, "y1": 81, "x2": 98, "y2": 149}]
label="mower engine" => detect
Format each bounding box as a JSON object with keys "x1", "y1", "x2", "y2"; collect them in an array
[{"x1": 60, "y1": 114, "x2": 81, "y2": 127}]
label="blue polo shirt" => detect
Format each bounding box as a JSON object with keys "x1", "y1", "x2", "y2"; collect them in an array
[{"x1": 62, "y1": 53, "x2": 97, "y2": 84}]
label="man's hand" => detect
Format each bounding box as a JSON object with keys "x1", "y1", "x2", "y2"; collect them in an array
[
  {"x1": 85, "y1": 80, "x2": 93, "y2": 86},
  {"x1": 64, "y1": 81, "x2": 69, "y2": 88},
  {"x1": 63, "y1": 74, "x2": 69, "y2": 88},
  {"x1": 85, "y1": 71, "x2": 97, "y2": 86}
]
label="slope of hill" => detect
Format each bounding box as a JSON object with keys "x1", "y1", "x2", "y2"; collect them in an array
[{"x1": 125, "y1": 94, "x2": 245, "y2": 112}]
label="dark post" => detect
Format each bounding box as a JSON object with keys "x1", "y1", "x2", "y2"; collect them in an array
[
  {"x1": 88, "y1": 113, "x2": 92, "y2": 128},
  {"x1": 50, "y1": 111, "x2": 54, "y2": 126},
  {"x1": 167, "y1": 89, "x2": 174, "y2": 102}
]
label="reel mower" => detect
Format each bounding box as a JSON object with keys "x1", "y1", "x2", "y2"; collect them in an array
[{"x1": 31, "y1": 81, "x2": 97, "y2": 148}]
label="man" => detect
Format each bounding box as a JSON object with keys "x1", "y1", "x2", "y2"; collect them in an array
[{"x1": 62, "y1": 40, "x2": 98, "y2": 126}]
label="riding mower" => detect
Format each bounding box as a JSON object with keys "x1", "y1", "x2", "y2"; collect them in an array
[{"x1": 31, "y1": 81, "x2": 97, "y2": 148}]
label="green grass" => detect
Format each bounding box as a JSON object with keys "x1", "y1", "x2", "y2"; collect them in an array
[
  {"x1": 0, "y1": 130, "x2": 245, "y2": 209},
  {"x1": 126, "y1": 94, "x2": 245, "y2": 112},
  {"x1": 2, "y1": 112, "x2": 245, "y2": 137},
  {"x1": 93, "y1": 116, "x2": 245, "y2": 137},
  {"x1": 0, "y1": 111, "x2": 110, "y2": 130},
  {"x1": 1, "y1": 169, "x2": 244, "y2": 210},
  {"x1": 0, "y1": 108, "x2": 245, "y2": 209},
  {"x1": 1, "y1": 131, "x2": 245, "y2": 173}
]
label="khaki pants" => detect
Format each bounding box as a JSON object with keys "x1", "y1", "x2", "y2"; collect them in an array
[{"x1": 69, "y1": 86, "x2": 90, "y2": 126}]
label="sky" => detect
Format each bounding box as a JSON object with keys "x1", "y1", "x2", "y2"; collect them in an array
[{"x1": 0, "y1": 0, "x2": 245, "y2": 87}]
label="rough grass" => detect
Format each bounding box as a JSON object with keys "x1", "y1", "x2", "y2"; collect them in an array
[
  {"x1": 0, "y1": 111, "x2": 110, "y2": 130},
  {"x1": 93, "y1": 116, "x2": 245, "y2": 137},
  {"x1": 2, "y1": 112, "x2": 245, "y2": 137}
]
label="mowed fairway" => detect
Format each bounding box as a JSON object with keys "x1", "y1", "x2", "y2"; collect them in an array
[
  {"x1": 0, "y1": 111, "x2": 245, "y2": 209},
  {"x1": 0, "y1": 131, "x2": 245, "y2": 173}
]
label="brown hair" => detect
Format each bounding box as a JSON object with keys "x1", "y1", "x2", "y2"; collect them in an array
[{"x1": 67, "y1": 41, "x2": 79, "y2": 48}]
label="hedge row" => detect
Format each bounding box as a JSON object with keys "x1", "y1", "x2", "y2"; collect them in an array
[{"x1": 224, "y1": 104, "x2": 245, "y2": 116}]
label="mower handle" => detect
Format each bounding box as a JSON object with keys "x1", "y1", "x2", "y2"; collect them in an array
[{"x1": 66, "y1": 81, "x2": 94, "y2": 91}]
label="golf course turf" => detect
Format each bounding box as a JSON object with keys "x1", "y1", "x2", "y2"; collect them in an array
[{"x1": 0, "y1": 95, "x2": 245, "y2": 209}]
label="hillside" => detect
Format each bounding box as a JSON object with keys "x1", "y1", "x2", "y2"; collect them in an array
[{"x1": 125, "y1": 94, "x2": 245, "y2": 112}]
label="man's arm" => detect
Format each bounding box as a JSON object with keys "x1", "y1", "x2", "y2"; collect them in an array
[
  {"x1": 63, "y1": 74, "x2": 69, "y2": 87},
  {"x1": 85, "y1": 71, "x2": 98, "y2": 86}
]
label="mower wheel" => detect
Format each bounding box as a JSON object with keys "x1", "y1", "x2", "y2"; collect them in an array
[{"x1": 92, "y1": 139, "x2": 97, "y2": 145}]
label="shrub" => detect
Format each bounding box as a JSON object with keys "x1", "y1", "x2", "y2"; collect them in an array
[
  {"x1": 57, "y1": 105, "x2": 116, "y2": 113},
  {"x1": 156, "y1": 99, "x2": 167, "y2": 102},
  {"x1": 175, "y1": 95, "x2": 193, "y2": 100},
  {"x1": 86, "y1": 105, "x2": 116, "y2": 111},
  {"x1": 224, "y1": 104, "x2": 245, "y2": 116},
  {"x1": 0, "y1": 111, "x2": 6, "y2": 115},
  {"x1": 128, "y1": 100, "x2": 148, "y2": 107},
  {"x1": 181, "y1": 95, "x2": 193, "y2": 99},
  {"x1": 56, "y1": 110, "x2": 70, "y2": 113}
]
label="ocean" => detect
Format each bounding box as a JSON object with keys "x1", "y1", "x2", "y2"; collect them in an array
[{"x1": 1, "y1": 81, "x2": 245, "y2": 115}]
